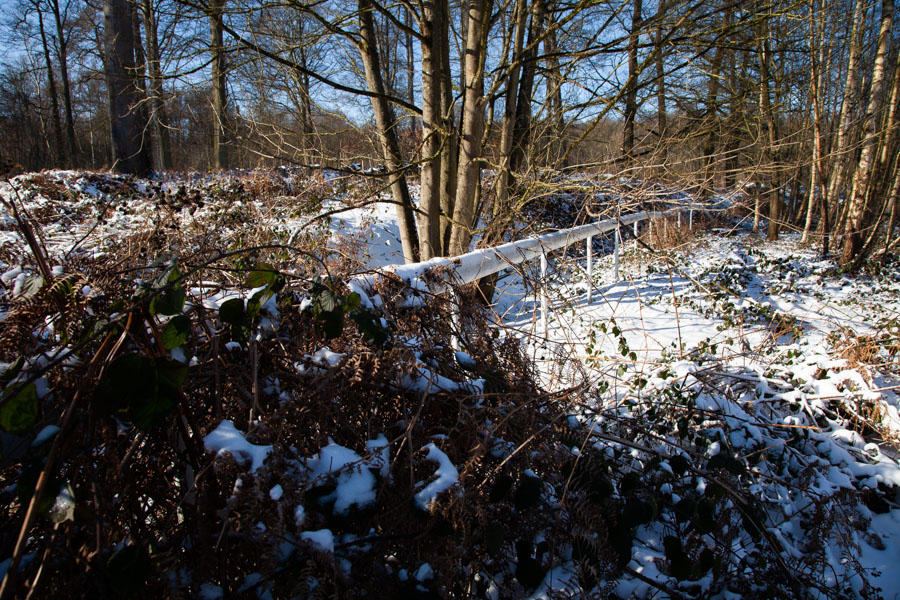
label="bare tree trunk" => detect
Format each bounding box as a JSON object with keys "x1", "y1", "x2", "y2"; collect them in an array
[
  {"x1": 438, "y1": 0, "x2": 458, "y2": 256},
  {"x1": 841, "y1": 0, "x2": 893, "y2": 265},
  {"x1": 141, "y1": 0, "x2": 172, "y2": 170},
  {"x1": 757, "y1": 9, "x2": 780, "y2": 241},
  {"x1": 418, "y1": 0, "x2": 443, "y2": 259},
  {"x1": 103, "y1": 0, "x2": 152, "y2": 175},
  {"x1": 803, "y1": 0, "x2": 827, "y2": 245},
  {"x1": 209, "y1": 0, "x2": 228, "y2": 169},
  {"x1": 509, "y1": 0, "x2": 545, "y2": 175},
  {"x1": 826, "y1": 0, "x2": 865, "y2": 233},
  {"x1": 49, "y1": 0, "x2": 77, "y2": 164},
  {"x1": 654, "y1": 0, "x2": 667, "y2": 169},
  {"x1": 36, "y1": 9, "x2": 64, "y2": 166},
  {"x1": 449, "y1": 0, "x2": 492, "y2": 255},
  {"x1": 496, "y1": 0, "x2": 529, "y2": 212},
  {"x1": 622, "y1": 0, "x2": 643, "y2": 164},
  {"x1": 358, "y1": 0, "x2": 420, "y2": 262}
]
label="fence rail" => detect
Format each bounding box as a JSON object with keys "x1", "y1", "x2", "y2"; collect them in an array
[{"x1": 373, "y1": 208, "x2": 689, "y2": 337}]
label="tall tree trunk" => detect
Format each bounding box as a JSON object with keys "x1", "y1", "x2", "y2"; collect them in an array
[
  {"x1": 36, "y1": 9, "x2": 64, "y2": 166},
  {"x1": 418, "y1": 0, "x2": 444, "y2": 259},
  {"x1": 803, "y1": 0, "x2": 828, "y2": 245},
  {"x1": 438, "y1": 0, "x2": 458, "y2": 256},
  {"x1": 209, "y1": 0, "x2": 228, "y2": 169},
  {"x1": 141, "y1": 0, "x2": 172, "y2": 170},
  {"x1": 449, "y1": 0, "x2": 492, "y2": 255},
  {"x1": 509, "y1": 0, "x2": 545, "y2": 175},
  {"x1": 496, "y1": 0, "x2": 529, "y2": 214},
  {"x1": 49, "y1": 0, "x2": 77, "y2": 164},
  {"x1": 826, "y1": 0, "x2": 865, "y2": 236},
  {"x1": 103, "y1": 0, "x2": 152, "y2": 175},
  {"x1": 654, "y1": 0, "x2": 667, "y2": 169},
  {"x1": 622, "y1": 0, "x2": 643, "y2": 164},
  {"x1": 757, "y1": 9, "x2": 780, "y2": 241},
  {"x1": 841, "y1": 0, "x2": 893, "y2": 265},
  {"x1": 358, "y1": 0, "x2": 420, "y2": 262}
]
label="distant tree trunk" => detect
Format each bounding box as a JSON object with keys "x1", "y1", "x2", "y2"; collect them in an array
[
  {"x1": 49, "y1": 0, "x2": 77, "y2": 164},
  {"x1": 654, "y1": 0, "x2": 667, "y2": 168},
  {"x1": 803, "y1": 0, "x2": 828, "y2": 248},
  {"x1": 36, "y1": 9, "x2": 64, "y2": 166},
  {"x1": 495, "y1": 0, "x2": 529, "y2": 213},
  {"x1": 509, "y1": 0, "x2": 545, "y2": 174},
  {"x1": 357, "y1": 0, "x2": 420, "y2": 262},
  {"x1": 209, "y1": 0, "x2": 228, "y2": 169},
  {"x1": 141, "y1": 0, "x2": 172, "y2": 170},
  {"x1": 701, "y1": 17, "x2": 727, "y2": 188},
  {"x1": 757, "y1": 10, "x2": 779, "y2": 241},
  {"x1": 841, "y1": 0, "x2": 893, "y2": 265},
  {"x1": 103, "y1": 0, "x2": 152, "y2": 175},
  {"x1": 449, "y1": 0, "x2": 492, "y2": 255},
  {"x1": 622, "y1": 0, "x2": 643, "y2": 164}
]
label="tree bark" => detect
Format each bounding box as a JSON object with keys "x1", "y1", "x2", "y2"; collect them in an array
[
  {"x1": 449, "y1": 0, "x2": 492, "y2": 255},
  {"x1": 141, "y1": 0, "x2": 172, "y2": 170},
  {"x1": 358, "y1": 0, "x2": 420, "y2": 262},
  {"x1": 418, "y1": 0, "x2": 443, "y2": 259},
  {"x1": 49, "y1": 0, "x2": 77, "y2": 164},
  {"x1": 622, "y1": 0, "x2": 643, "y2": 164},
  {"x1": 103, "y1": 0, "x2": 152, "y2": 175},
  {"x1": 36, "y1": 9, "x2": 64, "y2": 166},
  {"x1": 841, "y1": 0, "x2": 893, "y2": 265},
  {"x1": 209, "y1": 0, "x2": 228, "y2": 169}
]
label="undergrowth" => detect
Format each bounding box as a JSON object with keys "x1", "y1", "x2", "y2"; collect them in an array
[{"x1": 0, "y1": 171, "x2": 898, "y2": 599}]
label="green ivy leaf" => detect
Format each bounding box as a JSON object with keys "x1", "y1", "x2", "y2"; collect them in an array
[
  {"x1": 0, "y1": 382, "x2": 39, "y2": 434},
  {"x1": 161, "y1": 315, "x2": 191, "y2": 349},
  {"x1": 150, "y1": 284, "x2": 185, "y2": 316},
  {"x1": 247, "y1": 263, "x2": 277, "y2": 288},
  {"x1": 219, "y1": 298, "x2": 245, "y2": 325}
]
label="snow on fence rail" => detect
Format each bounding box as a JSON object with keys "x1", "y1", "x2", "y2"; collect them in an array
[{"x1": 359, "y1": 208, "x2": 689, "y2": 337}]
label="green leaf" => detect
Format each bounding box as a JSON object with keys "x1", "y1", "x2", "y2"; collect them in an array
[
  {"x1": 0, "y1": 357, "x2": 25, "y2": 387},
  {"x1": 107, "y1": 545, "x2": 152, "y2": 597},
  {"x1": 156, "y1": 359, "x2": 188, "y2": 390},
  {"x1": 320, "y1": 309, "x2": 345, "y2": 339},
  {"x1": 161, "y1": 315, "x2": 191, "y2": 349},
  {"x1": 219, "y1": 298, "x2": 245, "y2": 325},
  {"x1": 0, "y1": 383, "x2": 39, "y2": 434},
  {"x1": 315, "y1": 287, "x2": 340, "y2": 313},
  {"x1": 669, "y1": 454, "x2": 690, "y2": 476},
  {"x1": 343, "y1": 292, "x2": 361, "y2": 311},
  {"x1": 150, "y1": 284, "x2": 185, "y2": 316},
  {"x1": 247, "y1": 263, "x2": 277, "y2": 288}
]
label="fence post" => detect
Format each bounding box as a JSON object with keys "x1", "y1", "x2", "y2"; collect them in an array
[
  {"x1": 586, "y1": 235, "x2": 593, "y2": 303},
  {"x1": 689, "y1": 207, "x2": 694, "y2": 230},
  {"x1": 540, "y1": 252, "x2": 549, "y2": 338},
  {"x1": 677, "y1": 210, "x2": 682, "y2": 228},
  {"x1": 614, "y1": 225, "x2": 621, "y2": 282},
  {"x1": 634, "y1": 219, "x2": 639, "y2": 251}
]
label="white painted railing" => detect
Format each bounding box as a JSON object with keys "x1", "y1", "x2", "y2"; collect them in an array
[{"x1": 371, "y1": 208, "x2": 690, "y2": 337}]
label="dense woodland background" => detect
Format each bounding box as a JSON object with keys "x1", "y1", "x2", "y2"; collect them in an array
[{"x1": 2, "y1": 0, "x2": 900, "y2": 265}]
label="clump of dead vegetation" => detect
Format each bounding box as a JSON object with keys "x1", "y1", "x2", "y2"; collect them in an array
[{"x1": 0, "y1": 171, "x2": 896, "y2": 599}]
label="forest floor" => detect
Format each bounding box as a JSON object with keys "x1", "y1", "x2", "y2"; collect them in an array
[{"x1": 2, "y1": 169, "x2": 900, "y2": 599}]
